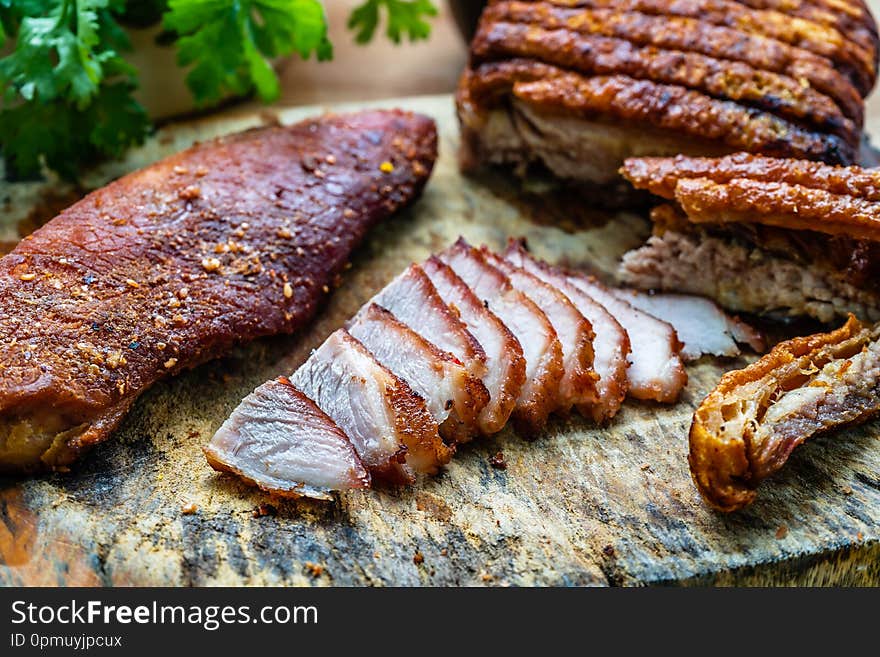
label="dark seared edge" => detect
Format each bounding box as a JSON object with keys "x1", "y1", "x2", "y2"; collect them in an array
[{"x1": 0, "y1": 110, "x2": 437, "y2": 473}]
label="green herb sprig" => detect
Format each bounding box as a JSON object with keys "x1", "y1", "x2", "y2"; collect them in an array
[{"x1": 0, "y1": 0, "x2": 438, "y2": 180}]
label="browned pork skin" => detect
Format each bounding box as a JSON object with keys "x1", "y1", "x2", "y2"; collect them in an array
[
  {"x1": 0, "y1": 110, "x2": 437, "y2": 474},
  {"x1": 290, "y1": 330, "x2": 452, "y2": 483},
  {"x1": 440, "y1": 239, "x2": 564, "y2": 435},
  {"x1": 204, "y1": 377, "x2": 369, "y2": 499},
  {"x1": 690, "y1": 315, "x2": 880, "y2": 511}
]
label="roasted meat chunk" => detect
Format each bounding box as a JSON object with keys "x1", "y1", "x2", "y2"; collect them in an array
[
  {"x1": 0, "y1": 110, "x2": 437, "y2": 474},
  {"x1": 457, "y1": 1, "x2": 878, "y2": 187},
  {"x1": 567, "y1": 273, "x2": 687, "y2": 403},
  {"x1": 204, "y1": 377, "x2": 370, "y2": 499},
  {"x1": 620, "y1": 153, "x2": 880, "y2": 321},
  {"x1": 690, "y1": 315, "x2": 880, "y2": 511},
  {"x1": 609, "y1": 290, "x2": 765, "y2": 360}
]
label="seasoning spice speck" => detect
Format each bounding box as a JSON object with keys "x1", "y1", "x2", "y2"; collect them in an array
[
  {"x1": 164, "y1": 358, "x2": 178, "y2": 369},
  {"x1": 379, "y1": 161, "x2": 395, "y2": 173},
  {"x1": 18, "y1": 273, "x2": 36, "y2": 281},
  {"x1": 283, "y1": 282, "x2": 293, "y2": 299},
  {"x1": 202, "y1": 257, "x2": 221, "y2": 272}
]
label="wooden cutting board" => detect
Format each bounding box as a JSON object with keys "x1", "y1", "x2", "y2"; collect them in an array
[{"x1": 1, "y1": 95, "x2": 878, "y2": 586}]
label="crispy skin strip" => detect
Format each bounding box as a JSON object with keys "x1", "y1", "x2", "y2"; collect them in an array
[
  {"x1": 348, "y1": 304, "x2": 489, "y2": 440},
  {"x1": 204, "y1": 377, "x2": 370, "y2": 500},
  {"x1": 528, "y1": 0, "x2": 880, "y2": 56},
  {"x1": 440, "y1": 239, "x2": 564, "y2": 435},
  {"x1": 487, "y1": 0, "x2": 876, "y2": 96},
  {"x1": 504, "y1": 243, "x2": 630, "y2": 422},
  {"x1": 422, "y1": 256, "x2": 526, "y2": 435},
  {"x1": 690, "y1": 315, "x2": 880, "y2": 511},
  {"x1": 482, "y1": 248, "x2": 599, "y2": 413},
  {"x1": 291, "y1": 330, "x2": 451, "y2": 483},
  {"x1": 736, "y1": 0, "x2": 878, "y2": 54},
  {"x1": 476, "y1": 7, "x2": 862, "y2": 129},
  {"x1": 0, "y1": 110, "x2": 437, "y2": 474},
  {"x1": 622, "y1": 152, "x2": 880, "y2": 201},
  {"x1": 672, "y1": 176, "x2": 880, "y2": 242},
  {"x1": 464, "y1": 60, "x2": 854, "y2": 164}
]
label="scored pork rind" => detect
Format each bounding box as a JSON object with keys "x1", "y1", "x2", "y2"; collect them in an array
[{"x1": 458, "y1": 0, "x2": 878, "y2": 185}]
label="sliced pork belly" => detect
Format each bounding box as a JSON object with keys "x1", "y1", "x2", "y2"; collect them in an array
[
  {"x1": 204, "y1": 377, "x2": 369, "y2": 500},
  {"x1": 567, "y1": 274, "x2": 688, "y2": 403},
  {"x1": 504, "y1": 243, "x2": 630, "y2": 422},
  {"x1": 481, "y1": 248, "x2": 599, "y2": 413},
  {"x1": 439, "y1": 239, "x2": 563, "y2": 434},
  {"x1": 290, "y1": 329, "x2": 452, "y2": 483},
  {"x1": 368, "y1": 264, "x2": 487, "y2": 381},
  {"x1": 348, "y1": 304, "x2": 488, "y2": 441},
  {"x1": 609, "y1": 290, "x2": 766, "y2": 360},
  {"x1": 422, "y1": 256, "x2": 526, "y2": 435}
]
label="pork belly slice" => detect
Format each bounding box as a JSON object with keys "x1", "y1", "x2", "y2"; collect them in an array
[
  {"x1": 421, "y1": 256, "x2": 526, "y2": 435},
  {"x1": 609, "y1": 290, "x2": 765, "y2": 360},
  {"x1": 290, "y1": 330, "x2": 452, "y2": 483},
  {"x1": 368, "y1": 264, "x2": 487, "y2": 381},
  {"x1": 691, "y1": 316, "x2": 880, "y2": 511},
  {"x1": 348, "y1": 304, "x2": 489, "y2": 440},
  {"x1": 439, "y1": 239, "x2": 563, "y2": 434},
  {"x1": 481, "y1": 248, "x2": 599, "y2": 413},
  {"x1": 503, "y1": 243, "x2": 630, "y2": 422},
  {"x1": 204, "y1": 377, "x2": 369, "y2": 500},
  {"x1": 566, "y1": 273, "x2": 687, "y2": 403}
]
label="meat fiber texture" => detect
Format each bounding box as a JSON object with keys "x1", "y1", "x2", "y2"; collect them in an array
[
  {"x1": 456, "y1": 0, "x2": 879, "y2": 187},
  {"x1": 0, "y1": 110, "x2": 438, "y2": 474},
  {"x1": 208, "y1": 238, "x2": 762, "y2": 499},
  {"x1": 619, "y1": 153, "x2": 880, "y2": 321}
]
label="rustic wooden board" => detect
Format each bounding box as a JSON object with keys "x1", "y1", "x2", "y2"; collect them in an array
[{"x1": 1, "y1": 95, "x2": 879, "y2": 586}]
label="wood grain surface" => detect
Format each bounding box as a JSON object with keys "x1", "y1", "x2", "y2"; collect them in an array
[{"x1": 0, "y1": 96, "x2": 878, "y2": 586}]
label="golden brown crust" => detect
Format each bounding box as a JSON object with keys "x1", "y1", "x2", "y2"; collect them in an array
[
  {"x1": 689, "y1": 315, "x2": 880, "y2": 511},
  {"x1": 672, "y1": 177, "x2": 880, "y2": 242},
  {"x1": 621, "y1": 152, "x2": 880, "y2": 200},
  {"x1": 480, "y1": 3, "x2": 864, "y2": 127},
  {"x1": 487, "y1": 0, "x2": 877, "y2": 95},
  {"x1": 466, "y1": 60, "x2": 853, "y2": 163}
]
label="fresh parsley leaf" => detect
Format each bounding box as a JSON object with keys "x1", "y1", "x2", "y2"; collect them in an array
[
  {"x1": 163, "y1": 0, "x2": 332, "y2": 106},
  {"x1": 0, "y1": 0, "x2": 149, "y2": 180},
  {"x1": 0, "y1": 81, "x2": 149, "y2": 181},
  {"x1": 348, "y1": 0, "x2": 437, "y2": 45}
]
